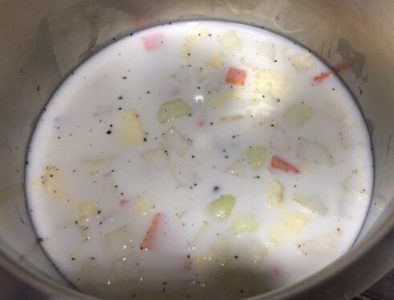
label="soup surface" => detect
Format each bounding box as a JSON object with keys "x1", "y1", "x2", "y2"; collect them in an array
[{"x1": 26, "y1": 21, "x2": 373, "y2": 299}]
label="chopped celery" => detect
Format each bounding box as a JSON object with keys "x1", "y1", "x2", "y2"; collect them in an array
[
  {"x1": 140, "y1": 148, "x2": 168, "y2": 170},
  {"x1": 162, "y1": 126, "x2": 191, "y2": 157},
  {"x1": 229, "y1": 215, "x2": 259, "y2": 234},
  {"x1": 292, "y1": 194, "x2": 328, "y2": 215},
  {"x1": 268, "y1": 179, "x2": 284, "y2": 205},
  {"x1": 135, "y1": 193, "x2": 155, "y2": 216},
  {"x1": 157, "y1": 98, "x2": 192, "y2": 123},
  {"x1": 207, "y1": 91, "x2": 234, "y2": 108},
  {"x1": 284, "y1": 103, "x2": 312, "y2": 127},
  {"x1": 245, "y1": 146, "x2": 267, "y2": 170},
  {"x1": 102, "y1": 226, "x2": 133, "y2": 258},
  {"x1": 208, "y1": 194, "x2": 235, "y2": 219},
  {"x1": 225, "y1": 159, "x2": 247, "y2": 177},
  {"x1": 297, "y1": 138, "x2": 332, "y2": 164},
  {"x1": 218, "y1": 31, "x2": 241, "y2": 52},
  {"x1": 78, "y1": 201, "x2": 99, "y2": 218},
  {"x1": 116, "y1": 109, "x2": 144, "y2": 146}
]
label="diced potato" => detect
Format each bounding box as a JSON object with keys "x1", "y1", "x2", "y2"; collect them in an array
[
  {"x1": 157, "y1": 98, "x2": 192, "y2": 123},
  {"x1": 288, "y1": 53, "x2": 317, "y2": 73},
  {"x1": 76, "y1": 201, "x2": 99, "y2": 229},
  {"x1": 78, "y1": 201, "x2": 99, "y2": 217},
  {"x1": 169, "y1": 162, "x2": 201, "y2": 188},
  {"x1": 135, "y1": 193, "x2": 155, "y2": 216},
  {"x1": 229, "y1": 215, "x2": 259, "y2": 235},
  {"x1": 245, "y1": 146, "x2": 267, "y2": 170},
  {"x1": 102, "y1": 226, "x2": 133, "y2": 258},
  {"x1": 268, "y1": 179, "x2": 284, "y2": 206},
  {"x1": 208, "y1": 194, "x2": 236, "y2": 219},
  {"x1": 162, "y1": 126, "x2": 192, "y2": 157},
  {"x1": 205, "y1": 53, "x2": 225, "y2": 69},
  {"x1": 39, "y1": 166, "x2": 68, "y2": 201},
  {"x1": 206, "y1": 91, "x2": 235, "y2": 108},
  {"x1": 284, "y1": 103, "x2": 312, "y2": 127},
  {"x1": 218, "y1": 31, "x2": 241, "y2": 52},
  {"x1": 297, "y1": 230, "x2": 342, "y2": 255},
  {"x1": 115, "y1": 109, "x2": 144, "y2": 146},
  {"x1": 268, "y1": 211, "x2": 310, "y2": 243},
  {"x1": 181, "y1": 29, "x2": 209, "y2": 58},
  {"x1": 140, "y1": 148, "x2": 168, "y2": 170},
  {"x1": 292, "y1": 194, "x2": 328, "y2": 215},
  {"x1": 225, "y1": 159, "x2": 247, "y2": 177},
  {"x1": 253, "y1": 69, "x2": 291, "y2": 99},
  {"x1": 297, "y1": 138, "x2": 332, "y2": 165}
]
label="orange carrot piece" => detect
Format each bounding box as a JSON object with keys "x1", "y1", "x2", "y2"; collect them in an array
[
  {"x1": 140, "y1": 213, "x2": 162, "y2": 251},
  {"x1": 313, "y1": 71, "x2": 331, "y2": 84},
  {"x1": 313, "y1": 62, "x2": 349, "y2": 84},
  {"x1": 225, "y1": 67, "x2": 247, "y2": 86},
  {"x1": 141, "y1": 32, "x2": 164, "y2": 51},
  {"x1": 119, "y1": 199, "x2": 129, "y2": 206},
  {"x1": 271, "y1": 155, "x2": 300, "y2": 173}
]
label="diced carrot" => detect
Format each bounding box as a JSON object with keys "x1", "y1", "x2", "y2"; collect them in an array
[
  {"x1": 225, "y1": 67, "x2": 247, "y2": 86},
  {"x1": 313, "y1": 63, "x2": 349, "y2": 84},
  {"x1": 141, "y1": 32, "x2": 164, "y2": 51},
  {"x1": 140, "y1": 213, "x2": 162, "y2": 251},
  {"x1": 119, "y1": 199, "x2": 129, "y2": 206},
  {"x1": 313, "y1": 71, "x2": 331, "y2": 84},
  {"x1": 271, "y1": 155, "x2": 299, "y2": 173}
]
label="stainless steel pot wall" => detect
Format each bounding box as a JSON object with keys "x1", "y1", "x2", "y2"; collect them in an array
[{"x1": 0, "y1": 0, "x2": 393, "y2": 299}]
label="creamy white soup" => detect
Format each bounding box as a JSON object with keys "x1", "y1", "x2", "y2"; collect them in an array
[{"x1": 26, "y1": 21, "x2": 373, "y2": 299}]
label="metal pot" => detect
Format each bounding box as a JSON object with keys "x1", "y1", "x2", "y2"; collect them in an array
[{"x1": 0, "y1": 0, "x2": 393, "y2": 299}]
